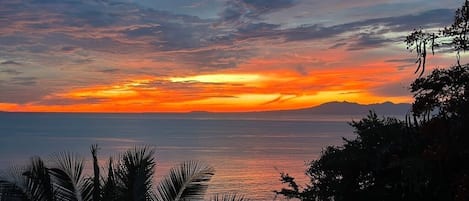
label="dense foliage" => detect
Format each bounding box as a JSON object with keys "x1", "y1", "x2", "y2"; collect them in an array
[
  {"x1": 411, "y1": 64, "x2": 469, "y2": 118},
  {"x1": 277, "y1": 1, "x2": 469, "y2": 200},
  {"x1": 277, "y1": 96, "x2": 469, "y2": 200}
]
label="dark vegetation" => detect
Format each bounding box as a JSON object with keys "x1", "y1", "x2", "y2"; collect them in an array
[
  {"x1": 276, "y1": 1, "x2": 469, "y2": 200},
  {"x1": 0, "y1": 146, "x2": 249, "y2": 201}
]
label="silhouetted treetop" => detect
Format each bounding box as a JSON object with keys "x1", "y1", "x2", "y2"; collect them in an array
[
  {"x1": 406, "y1": 0, "x2": 469, "y2": 76},
  {"x1": 442, "y1": 0, "x2": 469, "y2": 53},
  {"x1": 411, "y1": 64, "x2": 469, "y2": 118}
]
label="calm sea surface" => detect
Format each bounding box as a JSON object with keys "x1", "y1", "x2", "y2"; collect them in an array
[{"x1": 0, "y1": 112, "x2": 358, "y2": 200}]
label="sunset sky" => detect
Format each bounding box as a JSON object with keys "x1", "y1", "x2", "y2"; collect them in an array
[{"x1": 0, "y1": 0, "x2": 463, "y2": 112}]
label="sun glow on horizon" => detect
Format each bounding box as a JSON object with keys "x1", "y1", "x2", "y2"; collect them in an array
[
  {"x1": 0, "y1": 66, "x2": 415, "y2": 113},
  {"x1": 0, "y1": 0, "x2": 455, "y2": 112}
]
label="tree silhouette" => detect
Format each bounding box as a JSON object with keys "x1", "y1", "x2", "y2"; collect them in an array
[
  {"x1": 277, "y1": 1, "x2": 469, "y2": 200},
  {"x1": 411, "y1": 64, "x2": 469, "y2": 118},
  {"x1": 406, "y1": 0, "x2": 469, "y2": 75},
  {"x1": 276, "y1": 113, "x2": 425, "y2": 201}
]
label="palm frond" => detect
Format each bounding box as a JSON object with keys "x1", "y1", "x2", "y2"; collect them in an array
[
  {"x1": 90, "y1": 144, "x2": 100, "y2": 201},
  {"x1": 49, "y1": 152, "x2": 92, "y2": 201},
  {"x1": 154, "y1": 161, "x2": 215, "y2": 201},
  {"x1": 0, "y1": 166, "x2": 31, "y2": 201},
  {"x1": 210, "y1": 194, "x2": 250, "y2": 201},
  {"x1": 116, "y1": 146, "x2": 156, "y2": 201},
  {"x1": 101, "y1": 157, "x2": 118, "y2": 201},
  {"x1": 23, "y1": 157, "x2": 55, "y2": 201}
]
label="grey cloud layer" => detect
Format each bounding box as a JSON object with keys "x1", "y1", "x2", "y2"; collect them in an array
[
  {"x1": 219, "y1": 0, "x2": 296, "y2": 23},
  {"x1": 0, "y1": 0, "x2": 457, "y2": 104},
  {"x1": 0, "y1": 1, "x2": 454, "y2": 57}
]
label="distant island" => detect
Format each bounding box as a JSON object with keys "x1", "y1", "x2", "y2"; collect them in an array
[
  {"x1": 190, "y1": 101, "x2": 411, "y2": 116},
  {"x1": 0, "y1": 101, "x2": 411, "y2": 116},
  {"x1": 280, "y1": 101, "x2": 411, "y2": 115}
]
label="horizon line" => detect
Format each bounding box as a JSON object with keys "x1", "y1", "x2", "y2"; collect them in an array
[{"x1": 0, "y1": 100, "x2": 411, "y2": 114}]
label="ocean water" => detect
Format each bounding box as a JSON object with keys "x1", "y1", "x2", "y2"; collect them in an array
[{"x1": 0, "y1": 112, "x2": 357, "y2": 200}]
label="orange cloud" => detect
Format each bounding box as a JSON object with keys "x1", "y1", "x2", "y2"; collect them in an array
[{"x1": 1, "y1": 60, "x2": 414, "y2": 112}]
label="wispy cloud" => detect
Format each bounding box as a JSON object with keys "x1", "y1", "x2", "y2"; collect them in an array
[
  {"x1": 219, "y1": 0, "x2": 296, "y2": 24},
  {"x1": 1, "y1": 60, "x2": 22, "y2": 65},
  {"x1": 0, "y1": 69, "x2": 22, "y2": 75}
]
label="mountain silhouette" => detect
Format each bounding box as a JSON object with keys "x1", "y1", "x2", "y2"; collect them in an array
[
  {"x1": 188, "y1": 101, "x2": 411, "y2": 116},
  {"x1": 295, "y1": 101, "x2": 411, "y2": 115}
]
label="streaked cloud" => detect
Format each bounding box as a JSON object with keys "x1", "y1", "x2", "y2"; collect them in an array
[
  {"x1": 0, "y1": 0, "x2": 459, "y2": 112},
  {"x1": 218, "y1": 0, "x2": 296, "y2": 24},
  {"x1": 1, "y1": 60, "x2": 22, "y2": 65}
]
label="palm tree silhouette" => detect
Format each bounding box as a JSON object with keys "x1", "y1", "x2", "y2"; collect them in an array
[{"x1": 0, "y1": 145, "x2": 249, "y2": 201}]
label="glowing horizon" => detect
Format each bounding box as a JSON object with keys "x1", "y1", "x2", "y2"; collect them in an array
[{"x1": 0, "y1": 1, "x2": 458, "y2": 112}]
